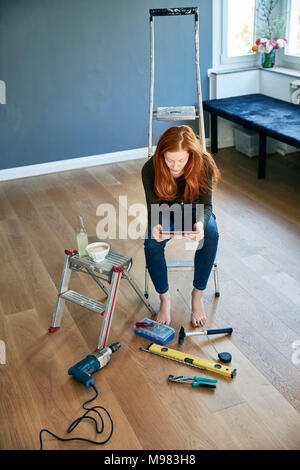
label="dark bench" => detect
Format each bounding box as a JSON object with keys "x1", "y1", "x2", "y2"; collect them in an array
[{"x1": 203, "y1": 93, "x2": 300, "y2": 178}]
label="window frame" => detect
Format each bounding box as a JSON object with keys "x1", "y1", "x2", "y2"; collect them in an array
[
  {"x1": 277, "y1": 0, "x2": 300, "y2": 67},
  {"x1": 213, "y1": 0, "x2": 259, "y2": 69},
  {"x1": 212, "y1": 0, "x2": 300, "y2": 71}
]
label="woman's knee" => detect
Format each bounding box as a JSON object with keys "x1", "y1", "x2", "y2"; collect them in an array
[
  {"x1": 204, "y1": 214, "x2": 219, "y2": 242},
  {"x1": 144, "y1": 237, "x2": 166, "y2": 254}
]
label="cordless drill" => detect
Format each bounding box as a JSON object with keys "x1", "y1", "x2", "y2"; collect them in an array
[{"x1": 68, "y1": 342, "x2": 120, "y2": 387}]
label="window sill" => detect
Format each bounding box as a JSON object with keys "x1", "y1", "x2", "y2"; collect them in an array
[
  {"x1": 259, "y1": 66, "x2": 300, "y2": 78},
  {"x1": 208, "y1": 65, "x2": 300, "y2": 78},
  {"x1": 208, "y1": 65, "x2": 259, "y2": 76}
]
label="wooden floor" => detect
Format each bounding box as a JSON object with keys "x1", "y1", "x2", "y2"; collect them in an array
[{"x1": 0, "y1": 147, "x2": 300, "y2": 450}]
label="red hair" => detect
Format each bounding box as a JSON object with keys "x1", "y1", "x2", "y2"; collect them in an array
[{"x1": 153, "y1": 125, "x2": 220, "y2": 202}]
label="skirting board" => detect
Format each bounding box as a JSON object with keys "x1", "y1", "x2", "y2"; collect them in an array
[
  {"x1": 0, "y1": 147, "x2": 150, "y2": 182},
  {"x1": 0, "y1": 138, "x2": 211, "y2": 182}
]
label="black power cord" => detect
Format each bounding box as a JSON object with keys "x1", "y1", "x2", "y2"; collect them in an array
[{"x1": 39, "y1": 384, "x2": 114, "y2": 450}]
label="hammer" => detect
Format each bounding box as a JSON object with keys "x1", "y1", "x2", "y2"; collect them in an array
[
  {"x1": 176, "y1": 289, "x2": 233, "y2": 363},
  {"x1": 179, "y1": 326, "x2": 233, "y2": 345},
  {"x1": 178, "y1": 326, "x2": 233, "y2": 363}
]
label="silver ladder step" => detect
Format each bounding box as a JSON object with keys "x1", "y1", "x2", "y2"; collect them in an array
[
  {"x1": 166, "y1": 260, "x2": 194, "y2": 269},
  {"x1": 155, "y1": 106, "x2": 196, "y2": 121},
  {"x1": 61, "y1": 290, "x2": 106, "y2": 315}
]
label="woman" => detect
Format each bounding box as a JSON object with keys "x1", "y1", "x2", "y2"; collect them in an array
[{"x1": 142, "y1": 125, "x2": 220, "y2": 327}]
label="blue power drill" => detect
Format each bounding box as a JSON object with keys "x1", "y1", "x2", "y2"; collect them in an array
[{"x1": 68, "y1": 342, "x2": 120, "y2": 387}]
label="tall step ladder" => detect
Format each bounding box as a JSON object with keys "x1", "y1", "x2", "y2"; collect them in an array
[
  {"x1": 145, "y1": 7, "x2": 220, "y2": 298},
  {"x1": 49, "y1": 249, "x2": 156, "y2": 349},
  {"x1": 148, "y1": 7, "x2": 206, "y2": 157}
]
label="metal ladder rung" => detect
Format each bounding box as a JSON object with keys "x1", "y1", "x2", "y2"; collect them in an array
[
  {"x1": 166, "y1": 260, "x2": 194, "y2": 269},
  {"x1": 61, "y1": 290, "x2": 106, "y2": 315},
  {"x1": 107, "y1": 251, "x2": 130, "y2": 265},
  {"x1": 155, "y1": 106, "x2": 196, "y2": 121}
]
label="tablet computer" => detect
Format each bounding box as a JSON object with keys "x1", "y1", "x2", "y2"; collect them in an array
[{"x1": 161, "y1": 230, "x2": 201, "y2": 235}]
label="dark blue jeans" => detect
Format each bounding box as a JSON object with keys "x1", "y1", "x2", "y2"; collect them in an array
[{"x1": 144, "y1": 213, "x2": 219, "y2": 294}]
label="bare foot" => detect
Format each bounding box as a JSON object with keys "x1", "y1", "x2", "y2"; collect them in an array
[
  {"x1": 191, "y1": 287, "x2": 207, "y2": 327},
  {"x1": 156, "y1": 291, "x2": 171, "y2": 325}
]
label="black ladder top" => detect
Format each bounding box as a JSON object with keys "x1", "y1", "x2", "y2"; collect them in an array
[{"x1": 149, "y1": 7, "x2": 198, "y2": 20}]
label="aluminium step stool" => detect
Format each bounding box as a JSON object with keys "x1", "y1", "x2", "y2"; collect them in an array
[{"x1": 49, "y1": 249, "x2": 156, "y2": 349}]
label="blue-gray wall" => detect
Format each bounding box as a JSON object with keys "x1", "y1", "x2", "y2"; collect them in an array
[{"x1": 0, "y1": 0, "x2": 212, "y2": 171}]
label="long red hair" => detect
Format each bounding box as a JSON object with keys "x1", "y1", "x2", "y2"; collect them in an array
[{"x1": 154, "y1": 125, "x2": 220, "y2": 202}]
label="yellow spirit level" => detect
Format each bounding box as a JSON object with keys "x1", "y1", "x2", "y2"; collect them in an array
[{"x1": 140, "y1": 343, "x2": 237, "y2": 378}]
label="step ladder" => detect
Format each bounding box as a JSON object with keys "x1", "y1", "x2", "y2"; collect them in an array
[
  {"x1": 146, "y1": 8, "x2": 220, "y2": 296},
  {"x1": 49, "y1": 249, "x2": 156, "y2": 349},
  {"x1": 148, "y1": 7, "x2": 206, "y2": 158}
]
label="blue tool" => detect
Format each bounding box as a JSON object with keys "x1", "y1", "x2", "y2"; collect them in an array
[
  {"x1": 68, "y1": 342, "x2": 120, "y2": 387},
  {"x1": 134, "y1": 317, "x2": 175, "y2": 345},
  {"x1": 40, "y1": 342, "x2": 120, "y2": 449},
  {"x1": 168, "y1": 374, "x2": 218, "y2": 389}
]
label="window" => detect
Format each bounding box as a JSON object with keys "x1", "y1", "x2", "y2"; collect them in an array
[
  {"x1": 213, "y1": 0, "x2": 259, "y2": 68},
  {"x1": 227, "y1": 0, "x2": 256, "y2": 57},
  {"x1": 277, "y1": 0, "x2": 300, "y2": 67},
  {"x1": 286, "y1": 0, "x2": 300, "y2": 56},
  {"x1": 212, "y1": 0, "x2": 300, "y2": 70}
]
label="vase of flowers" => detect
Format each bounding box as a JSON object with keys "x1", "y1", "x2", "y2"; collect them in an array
[
  {"x1": 252, "y1": 37, "x2": 288, "y2": 68},
  {"x1": 262, "y1": 49, "x2": 276, "y2": 68},
  {"x1": 252, "y1": 0, "x2": 288, "y2": 68}
]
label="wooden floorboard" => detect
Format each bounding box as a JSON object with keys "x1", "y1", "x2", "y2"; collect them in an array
[{"x1": 0, "y1": 147, "x2": 300, "y2": 449}]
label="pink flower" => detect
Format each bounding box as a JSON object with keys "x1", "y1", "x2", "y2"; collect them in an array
[
  {"x1": 270, "y1": 40, "x2": 276, "y2": 47},
  {"x1": 284, "y1": 38, "x2": 288, "y2": 43},
  {"x1": 256, "y1": 38, "x2": 261, "y2": 45}
]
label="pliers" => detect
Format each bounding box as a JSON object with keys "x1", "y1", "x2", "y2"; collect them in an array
[{"x1": 168, "y1": 375, "x2": 218, "y2": 389}]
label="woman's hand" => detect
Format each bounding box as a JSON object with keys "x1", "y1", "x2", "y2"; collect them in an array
[
  {"x1": 183, "y1": 221, "x2": 204, "y2": 242},
  {"x1": 152, "y1": 224, "x2": 173, "y2": 242}
]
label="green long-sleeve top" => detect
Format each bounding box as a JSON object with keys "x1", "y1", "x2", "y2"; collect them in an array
[{"x1": 141, "y1": 156, "x2": 213, "y2": 230}]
